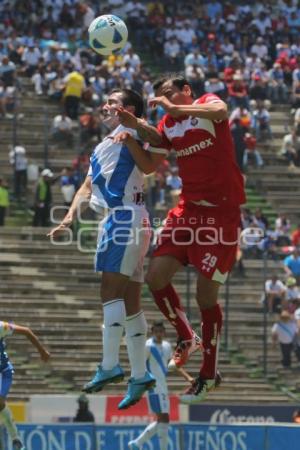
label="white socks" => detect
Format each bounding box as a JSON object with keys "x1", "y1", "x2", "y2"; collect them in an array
[
  {"x1": 133, "y1": 421, "x2": 158, "y2": 446},
  {"x1": 0, "y1": 406, "x2": 19, "y2": 440},
  {"x1": 133, "y1": 421, "x2": 169, "y2": 450},
  {"x1": 125, "y1": 311, "x2": 147, "y2": 379},
  {"x1": 157, "y1": 422, "x2": 169, "y2": 450},
  {"x1": 101, "y1": 299, "x2": 126, "y2": 370}
]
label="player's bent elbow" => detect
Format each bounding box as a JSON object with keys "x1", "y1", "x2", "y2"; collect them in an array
[
  {"x1": 216, "y1": 104, "x2": 228, "y2": 120},
  {"x1": 143, "y1": 165, "x2": 156, "y2": 175}
]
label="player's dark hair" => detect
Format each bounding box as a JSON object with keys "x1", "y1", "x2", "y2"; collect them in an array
[
  {"x1": 111, "y1": 88, "x2": 144, "y2": 118},
  {"x1": 151, "y1": 320, "x2": 165, "y2": 331},
  {"x1": 153, "y1": 74, "x2": 192, "y2": 93}
]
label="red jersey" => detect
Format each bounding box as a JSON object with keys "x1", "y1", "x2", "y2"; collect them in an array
[{"x1": 151, "y1": 93, "x2": 246, "y2": 208}]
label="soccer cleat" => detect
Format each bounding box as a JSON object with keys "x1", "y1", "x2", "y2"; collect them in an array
[
  {"x1": 180, "y1": 371, "x2": 222, "y2": 404},
  {"x1": 82, "y1": 364, "x2": 124, "y2": 393},
  {"x1": 12, "y1": 439, "x2": 26, "y2": 450},
  {"x1": 118, "y1": 371, "x2": 156, "y2": 410},
  {"x1": 168, "y1": 331, "x2": 202, "y2": 370},
  {"x1": 128, "y1": 441, "x2": 140, "y2": 450}
]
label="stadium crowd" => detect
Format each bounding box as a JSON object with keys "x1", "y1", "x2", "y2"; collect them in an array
[{"x1": 0, "y1": 0, "x2": 299, "y2": 235}]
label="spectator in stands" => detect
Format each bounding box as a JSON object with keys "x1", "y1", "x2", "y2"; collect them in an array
[
  {"x1": 275, "y1": 213, "x2": 291, "y2": 245},
  {"x1": 8, "y1": 145, "x2": 28, "y2": 200},
  {"x1": 73, "y1": 394, "x2": 95, "y2": 423},
  {"x1": 204, "y1": 74, "x2": 226, "y2": 99},
  {"x1": 249, "y1": 76, "x2": 271, "y2": 111},
  {"x1": 184, "y1": 49, "x2": 205, "y2": 69},
  {"x1": 185, "y1": 63, "x2": 205, "y2": 97},
  {"x1": 51, "y1": 113, "x2": 73, "y2": 146},
  {"x1": 61, "y1": 167, "x2": 79, "y2": 207},
  {"x1": 240, "y1": 223, "x2": 264, "y2": 258},
  {"x1": 230, "y1": 117, "x2": 246, "y2": 172},
  {"x1": 291, "y1": 225, "x2": 300, "y2": 247},
  {"x1": 32, "y1": 168, "x2": 54, "y2": 227},
  {"x1": 284, "y1": 248, "x2": 300, "y2": 285},
  {"x1": 63, "y1": 71, "x2": 85, "y2": 120},
  {"x1": 0, "y1": 177, "x2": 9, "y2": 226},
  {"x1": 252, "y1": 100, "x2": 272, "y2": 142},
  {"x1": 21, "y1": 44, "x2": 41, "y2": 77},
  {"x1": 72, "y1": 150, "x2": 90, "y2": 183},
  {"x1": 0, "y1": 80, "x2": 7, "y2": 118},
  {"x1": 241, "y1": 207, "x2": 253, "y2": 229},
  {"x1": 291, "y1": 80, "x2": 300, "y2": 110},
  {"x1": 281, "y1": 126, "x2": 300, "y2": 167},
  {"x1": 265, "y1": 275, "x2": 286, "y2": 314},
  {"x1": 228, "y1": 73, "x2": 249, "y2": 110},
  {"x1": 268, "y1": 63, "x2": 288, "y2": 104},
  {"x1": 79, "y1": 111, "x2": 101, "y2": 144},
  {"x1": 253, "y1": 208, "x2": 269, "y2": 231},
  {"x1": 164, "y1": 37, "x2": 181, "y2": 69},
  {"x1": 272, "y1": 310, "x2": 300, "y2": 369},
  {"x1": 294, "y1": 108, "x2": 300, "y2": 128},
  {"x1": 31, "y1": 66, "x2": 47, "y2": 96},
  {"x1": 0, "y1": 56, "x2": 16, "y2": 87},
  {"x1": 285, "y1": 277, "x2": 300, "y2": 313},
  {"x1": 243, "y1": 132, "x2": 264, "y2": 169}
]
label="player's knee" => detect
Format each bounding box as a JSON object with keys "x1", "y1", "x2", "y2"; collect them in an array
[{"x1": 145, "y1": 270, "x2": 166, "y2": 291}]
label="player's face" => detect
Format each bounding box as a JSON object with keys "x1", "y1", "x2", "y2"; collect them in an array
[
  {"x1": 102, "y1": 92, "x2": 123, "y2": 129},
  {"x1": 152, "y1": 326, "x2": 165, "y2": 343},
  {"x1": 156, "y1": 81, "x2": 192, "y2": 105}
]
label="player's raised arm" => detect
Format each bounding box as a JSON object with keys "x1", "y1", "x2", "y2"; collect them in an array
[
  {"x1": 116, "y1": 107, "x2": 163, "y2": 146},
  {"x1": 148, "y1": 95, "x2": 228, "y2": 121},
  {"x1": 11, "y1": 324, "x2": 50, "y2": 362},
  {"x1": 113, "y1": 130, "x2": 166, "y2": 174},
  {"x1": 47, "y1": 175, "x2": 92, "y2": 238}
]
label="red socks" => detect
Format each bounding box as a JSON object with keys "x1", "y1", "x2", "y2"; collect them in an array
[
  {"x1": 151, "y1": 284, "x2": 193, "y2": 341},
  {"x1": 200, "y1": 304, "x2": 223, "y2": 379}
]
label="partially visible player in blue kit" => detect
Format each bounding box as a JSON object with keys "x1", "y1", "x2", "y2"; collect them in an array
[
  {"x1": 129, "y1": 321, "x2": 193, "y2": 450},
  {"x1": 0, "y1": 321, "x2": 50, "y2": 450}
]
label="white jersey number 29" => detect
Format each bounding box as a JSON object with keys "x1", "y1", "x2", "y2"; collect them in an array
[{"x1": 202, "y1": 253, "x2": 218, "y2": 268}]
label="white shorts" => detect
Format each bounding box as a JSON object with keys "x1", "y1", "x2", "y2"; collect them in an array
[
  {"x1": 148, "y1": 388, "x2": 170, "y2": 414},
  {"x1": 95, "y1": 207, "x2": 151, "y2": 282}
]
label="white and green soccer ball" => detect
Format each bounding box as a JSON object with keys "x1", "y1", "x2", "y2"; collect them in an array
[{"x1": 88, "y1": 14, "x2": 128, "y2": 56}]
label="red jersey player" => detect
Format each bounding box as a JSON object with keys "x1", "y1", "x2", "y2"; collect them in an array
[{"x1": 114, "y1": 75, "x2": 246, "y2": 404}]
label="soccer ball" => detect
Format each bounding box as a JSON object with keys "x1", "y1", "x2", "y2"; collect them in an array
[{"x1": 88, "y1": 14, "x2": 128, "y2": 56}]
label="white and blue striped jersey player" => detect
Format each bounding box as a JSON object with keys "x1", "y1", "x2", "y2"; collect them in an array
[
  {"x1": 87, "y1": 124, "x2": 153, "y2": 282},
  {"x1": 146, "y1": 337, "x2": 173, "y2": 414},
  {"x1": 0, "y1": 322, "x2": 14, "y2": 398}
]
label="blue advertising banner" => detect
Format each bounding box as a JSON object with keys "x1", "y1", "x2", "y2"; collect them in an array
[
  {"x1": 189, "y1": 404, "x2": 299, "y2": 423},
  {"x1": 4, "y1": 423, "x2": 300, "y2": 450},
  {"x1": 181, "y1": 424, "x2": 266, "y2": 450}
]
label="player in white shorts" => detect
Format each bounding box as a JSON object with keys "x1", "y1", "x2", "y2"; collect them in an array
[
  {"x1": 128, "y1": 321, "x2": 194, "y2": 450},
  {"x1": 48, "y1": 89, "x2": 163, "y2": 409}
]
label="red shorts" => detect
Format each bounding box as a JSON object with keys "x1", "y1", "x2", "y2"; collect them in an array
[{"x1": 153, "y1": 202, "x2": 241, "y2": 283}]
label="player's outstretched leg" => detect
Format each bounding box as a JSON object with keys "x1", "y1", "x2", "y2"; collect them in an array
[
  {"x1": 83, "y1": 298, "x2": 126, "y2": 393},
  {"x1": 128, "y1": 421, "x2": 168, "y2": 450},
  {"x1": 181, "y1": 276, "x2": 223, "y2": 404},
  {"x1": 0, "y1": 400, "x2": 26, "y2": 450},
  {"x1": 118, "y1": 308, "x2": 155, "y2": 410},
  {"x1": 147, "y1": 257, "x2": 202, "y2": 369}
]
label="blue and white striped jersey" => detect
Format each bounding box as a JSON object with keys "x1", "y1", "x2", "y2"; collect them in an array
[
  {"x1": 146, "y1": 337, "x2": 172, "y2": 392},
  {"x1": 88, "y1": 125, "x2": 146, "y2": 210},
  {"x1": 0, "y1": 321, "x2": 14, "y2": 372}
]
